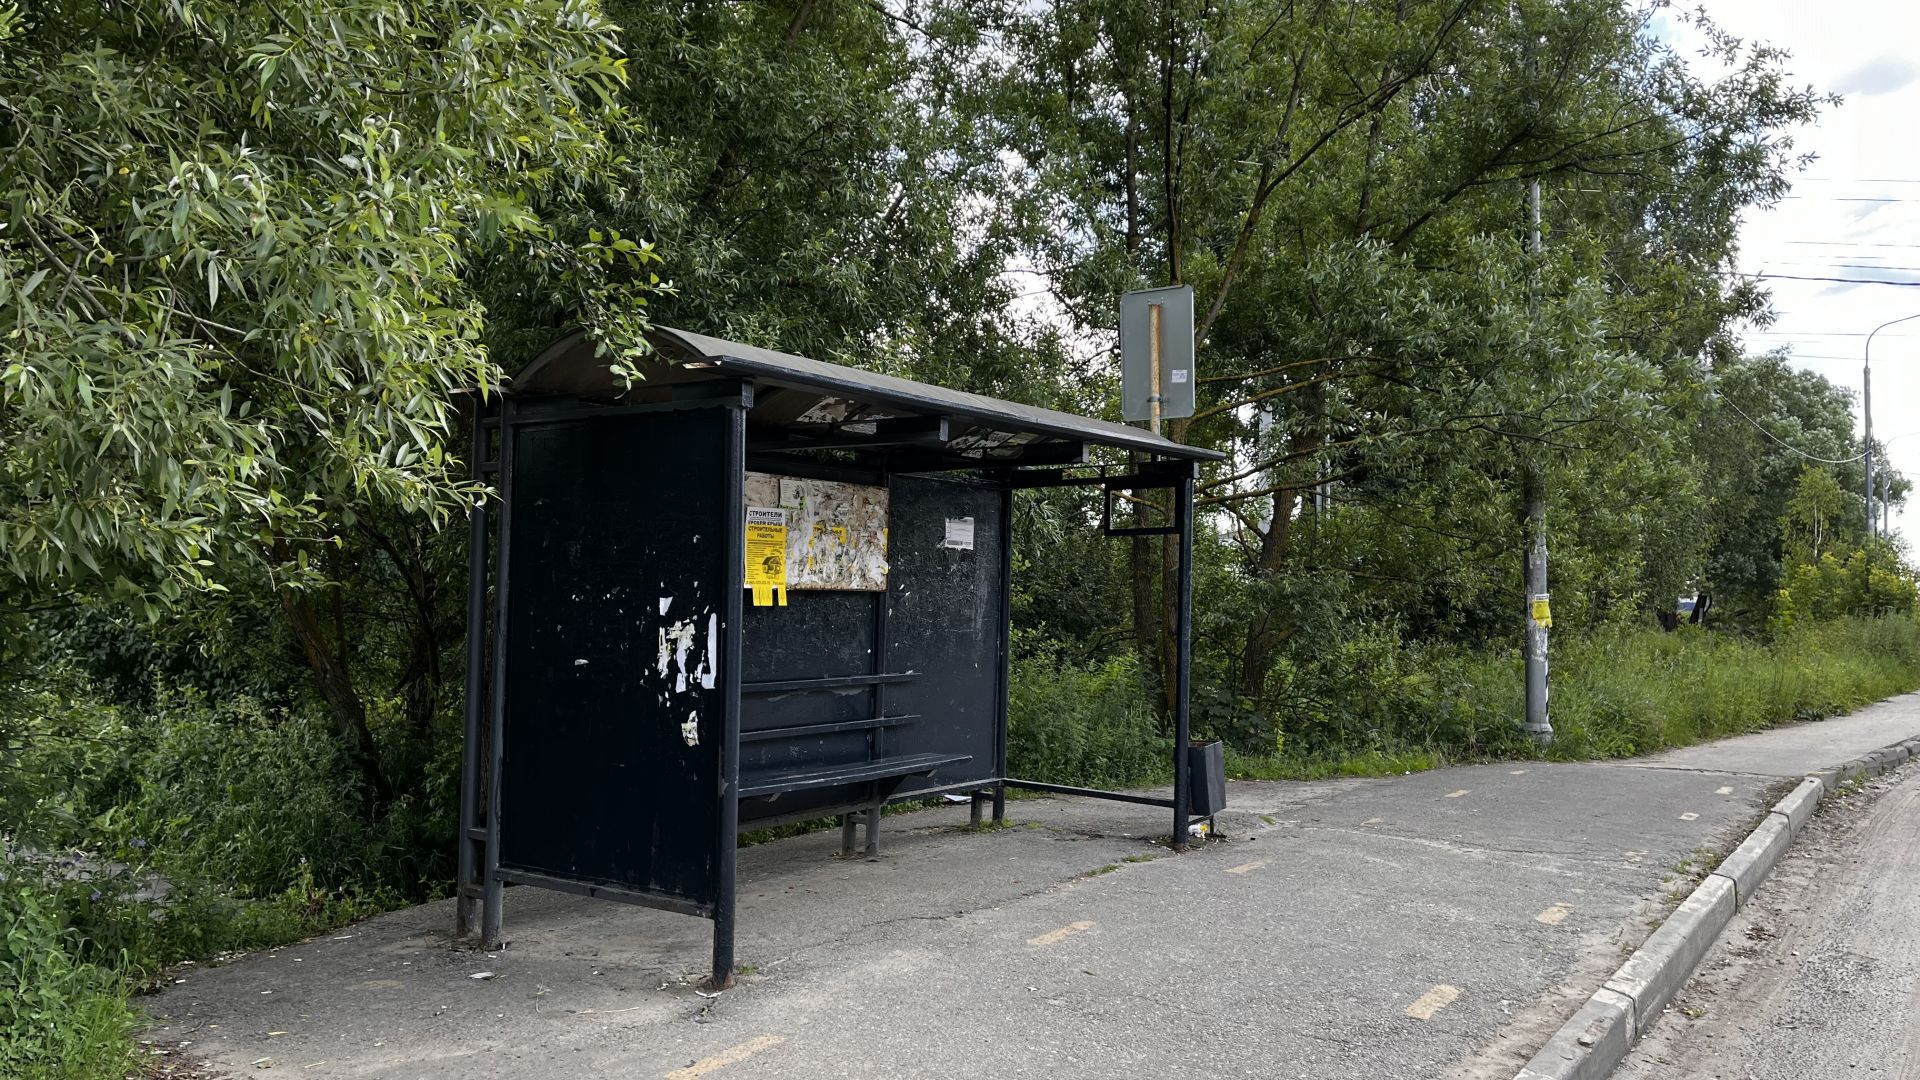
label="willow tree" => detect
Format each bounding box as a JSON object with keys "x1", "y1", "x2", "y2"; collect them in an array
[
  {"x1": 0, "y1": 0, "x2": 642, "y2": 800},
  {"x1": 990, "y1": 0, "x2": 1822, "y2": 739}
]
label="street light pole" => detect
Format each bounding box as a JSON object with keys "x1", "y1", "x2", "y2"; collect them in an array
[{"x1": 1864, "y1": 311, "x2": 1920, "y2": 539}]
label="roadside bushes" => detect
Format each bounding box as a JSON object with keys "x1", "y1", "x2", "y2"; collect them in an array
[
  {"x1": 1772, "y1": 547, "x2": 1919, "y2": 632},
  {"x1": 1009, "y1": 615, "x2": 1920, "y2": 786},
  {"x1": 1007, "y1": 643, "x2": 1169, "y2": 788},
  {"x1": 1531, "y1": 615, "x2": 1920, "y2": 758},
  {"x1": 0, "y1": 867, "x2": 137, "y2": 1080}
]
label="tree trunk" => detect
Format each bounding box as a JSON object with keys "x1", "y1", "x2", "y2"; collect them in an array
[
  {"x1": 1238, "y1": 486, "x2": 1300, "y2": 701},
  {"x1": 280, "y1": 588, "x2": 392, "y2": 808}
]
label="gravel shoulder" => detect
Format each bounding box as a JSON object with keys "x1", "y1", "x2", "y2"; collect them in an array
[{"x1": 1615, "y1": 757, "x2": 1920, "y2": 1080}]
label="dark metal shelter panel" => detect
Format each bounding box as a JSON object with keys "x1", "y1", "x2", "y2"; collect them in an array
[
  {"x1": 497, "y1": 409, "x2": 731, "y2": 909},
  {"x1": 882, "y1": 475, "x2": 1005, "y2": 797},
  {"x1": 463, "y1": 325, "x2": 1217, "y2": 984}
]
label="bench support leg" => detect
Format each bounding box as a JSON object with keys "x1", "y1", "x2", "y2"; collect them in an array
[
  {"x1": 839, "y1": 813, "x2": 857, "y2": 857},
  {"x1": 863, "y1": 803, "x2": 883, "y2": 856},
  {"x1": 969, "y1": 791, "x2": 985, "y2": 829},
  {"x1": 992, "y1": 780, "x2": 1006, "y2": 824}
]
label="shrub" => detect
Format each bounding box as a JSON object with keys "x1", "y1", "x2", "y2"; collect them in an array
[
  {"x1": 1772, "y1": 547, "x2": 1919, "y2": 632},
  {"x1": 1007, "y1": 644, "x2": 1170, "y2": 788},
  {"x1": 0, "y1": 863, "x2": 136, "y2": 1080}
]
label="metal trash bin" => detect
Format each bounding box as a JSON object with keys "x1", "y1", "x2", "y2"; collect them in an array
[{"x1": 1188, "y1": 740, "x2": 1226, "y2": 817}]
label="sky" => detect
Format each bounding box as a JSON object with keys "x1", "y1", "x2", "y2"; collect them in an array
[{"x1": 1665, "y1": 1, "x2": 1920, "y2": 543}]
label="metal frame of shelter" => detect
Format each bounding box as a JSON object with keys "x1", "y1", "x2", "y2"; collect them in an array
[{"x1": 455, "y1": 327, "x2": 1224, "y2": 988}]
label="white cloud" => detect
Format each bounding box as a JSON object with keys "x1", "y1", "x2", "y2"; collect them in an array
[
  {"x1": 1833, "y1": 55, "x2": 1919, "y2": 97},
  {"x1": 1690, "y1": 1, "x2": 1920, "y2": 542}
]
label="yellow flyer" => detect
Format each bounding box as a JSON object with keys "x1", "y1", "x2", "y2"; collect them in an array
[
  {"x1": 1529, "y1": 595, "x2": 1552, "y2": 628},
  {"x1": 745, "y1": 507, "x2": 788, "y2": 606}
]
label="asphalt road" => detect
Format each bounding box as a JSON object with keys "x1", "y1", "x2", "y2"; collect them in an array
[
  {"x1": 1616, "y1": 757, "x2": 1920, "y2": 1080},
  {"x1": 141, "y1": 693, "x2": 1920, "y2": 1080}
]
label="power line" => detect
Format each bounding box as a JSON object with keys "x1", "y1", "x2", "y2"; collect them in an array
[
  {"x1": 1758, "y1": 261, "x2": 1920, "y2": 273},
  {"x1": 1737, "y1": 272, "x2": 1920, "y2": 287},
  {"x1": 1713, "y1": 392, "x2": 1866, "y2": 464},
  {"x1": 1748, "y1": 330, "x2": 1920, "y2": 337},
  {"x1": 1782, "y1": 241, "x2": 1920, "y2": 249}
]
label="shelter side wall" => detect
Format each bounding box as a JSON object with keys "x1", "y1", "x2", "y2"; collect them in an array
[
  {"x1": 882, "y1": 475, "x2": 1004, "y2": 797},
  {"x1": 498, "y1": 408, "x2": 731, "y2": 908}
]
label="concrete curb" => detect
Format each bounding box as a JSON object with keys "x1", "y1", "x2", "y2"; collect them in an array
[{"x1": 1512, "y1": 739, "x2": 1914, "y2": 1080}]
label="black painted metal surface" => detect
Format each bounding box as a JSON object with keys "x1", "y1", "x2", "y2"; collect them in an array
[
  {"x1": 497, "y1": 408, "x2": 730, "y2": 910},
  {"x1": 731, "y1": 472, "x2": 996, "y2": 822},
  {"x1": 512, "y1": 328, "x2": 1226, "y2": 464},
  {"x1": 884, "y1": 475, "x2": 1004, "y2": 798}
]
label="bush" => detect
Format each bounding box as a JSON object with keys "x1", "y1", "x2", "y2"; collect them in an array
[
  {"x1": 1533, "y1": 615, "x2": 1920, "y2": 759},
  {"x1": 0, "y1": 864, "x2": 137, "y2": 1080},
  {"x1": 1772, "y1": 547, "x2": 1919, "y2": 632},
  {"x1": 1007, "y1": 645, "x2": 1170, "y2": 788}
]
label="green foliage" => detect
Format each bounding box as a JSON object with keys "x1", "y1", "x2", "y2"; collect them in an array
[
  {"x1": 0, "y1": 0, "x2": 642, "y2": 615},
  {"x1": 1007, "y1": 641, "x2": 1170, "y2": 788},
  {"x1": 1772, "y1": 547, "x2": 1920, "y2": 633},
  {"x1": 1781, "y1": 466, "x2": 1857, "y2": 569},
  {"x1": 1537, "y1": 617, "x2": 1920, "y2": 758},
  {"x1": 0, "y1": 871, "x2": 137, "y2": 1080}
]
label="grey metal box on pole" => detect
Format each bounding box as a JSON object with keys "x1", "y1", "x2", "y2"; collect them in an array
[{"x1": 1121, "y1": 285, "x2": 1196, "y2": 428}]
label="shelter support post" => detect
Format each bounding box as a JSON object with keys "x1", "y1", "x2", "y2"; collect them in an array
[
  {"x1": 481, "y1": 399, "x2": 516, "y2": 947},
  {"x1": 1172, "y1": 467, "x2": 1195, "y2": 851},
  {"x1": 992, "y1": 479, "x2": 1014, "y2": 824},
  {"x1": 456, "y1": 409, "x2": 493, "y2": 940},
  {"x1": 710, "y1": 399, "x2": 748, "y2": 991}
]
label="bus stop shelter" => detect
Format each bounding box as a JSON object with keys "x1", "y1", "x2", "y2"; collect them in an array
[{"x1": 455, "y1": 327, "x2": 1224, "y2": 987}]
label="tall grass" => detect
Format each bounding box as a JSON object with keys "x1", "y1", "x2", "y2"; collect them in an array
[
  {"x1": 1535, "y1": 616, "x2": 1920, "y2": 759},
  {"x1": 1011, "y1": 616, "x2": 1920, "y2": 785}
]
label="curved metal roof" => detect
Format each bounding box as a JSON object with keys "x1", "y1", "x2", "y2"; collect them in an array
[{"x1": 512, "y1": 327, "x2": 1223, "y2": 463}]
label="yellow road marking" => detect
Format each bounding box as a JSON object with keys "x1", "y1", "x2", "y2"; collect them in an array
[
  {"x1": 1679, "y1": 812, "x2": 1699, "y2": 821},
  {"x1": 665, "y1": 1035, "x2": 786, "y2": 1079},
  {"x1": 1535, "y1": 903, "x2": 1573, "y2": 925},
  {"x1": 1445, "y1": 789, "x2": 1470, "y2": 798},
  {"x1": 1362, "y1": 817, "x2": 1383, "y2": 825},
  {"x1": 1715, "y1": 786, "x2": 1734, "y2": 795},
  {"x1": 1226, "y1": 860, "x2": 1269, "y2": 875},
  {"x1": 1028, "y1": 920, "x2": 1096, "y2": 947},
  {"x1": 1405, "y1": 984, "x2": 1461, "y2": 1020},
  {"x1": 1509, "y1": 769, "x2": 1528, "y2": 775}
]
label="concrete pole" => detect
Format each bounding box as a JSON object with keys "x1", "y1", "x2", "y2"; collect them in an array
[
  {"x1": 1864, "y1": 312, "x2": 1920, "y2": 541},
  {"x1": 1865, "y1": 337, "x2": 1874, "y2": 540},
  {"x1": 1524, "y1": 177, "x2": 1552, "y2": 745}
]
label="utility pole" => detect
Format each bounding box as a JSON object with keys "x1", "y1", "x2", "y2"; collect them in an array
[
  {"x1": 1524, "y1": 177, "x2": 1552, "y2": 745},
  {"x1": 1864, "y1": 311, "x2": 1920, "y2": 541}
]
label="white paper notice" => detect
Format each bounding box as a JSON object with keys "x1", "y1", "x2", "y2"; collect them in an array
[{"x1": 943, "y1": 517, "x2": 975, "y2": 550}]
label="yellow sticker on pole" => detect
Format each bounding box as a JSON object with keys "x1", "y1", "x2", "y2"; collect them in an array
[
  {"x1": 745, "y1": 507, "x2": 788, "y2": 607},
  {"x1": 1530, "y1": 595, "x2": 1552, "y2": 628}
]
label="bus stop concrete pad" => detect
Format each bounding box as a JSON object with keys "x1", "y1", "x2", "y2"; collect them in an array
[{"x1": 142, "y1": 698, "x2": 1920, "y2": 1080}]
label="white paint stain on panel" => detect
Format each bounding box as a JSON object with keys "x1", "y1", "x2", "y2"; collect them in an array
[{"x1": 655, "y1": 609, "x2": 718, "y2": 747}]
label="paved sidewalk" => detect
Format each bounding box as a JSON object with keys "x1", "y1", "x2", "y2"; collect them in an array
[{"x1": 144, "y1": 692, "x2": 1920, "y2": 1080}]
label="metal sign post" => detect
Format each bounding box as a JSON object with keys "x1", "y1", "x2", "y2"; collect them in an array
[{"x1": 1121, "y1": 285, "x2": 1195, "y2": 426}]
